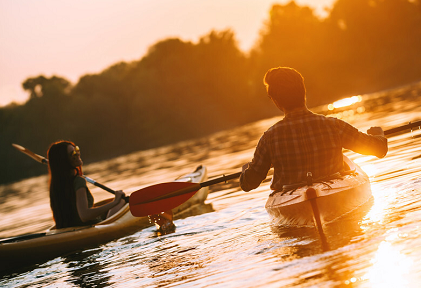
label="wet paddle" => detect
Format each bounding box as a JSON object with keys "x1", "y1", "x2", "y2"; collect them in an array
[
  {"x1": 131, "y1": 120, "x2": 419, "y2": 219},
  {"x1": 129, "y1": 172, "x2": 241, "y2": 216},
  {"x1": 13, "y1": 120, "x2": 420, "y2": 216},
  {"x1": 12, "y1": 143, "x2": 204, "y2": 215},
  {"x1": 12, "y1": 144, "x2": 241, "y2": 216}
]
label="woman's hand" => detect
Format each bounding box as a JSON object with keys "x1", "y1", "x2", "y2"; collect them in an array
[
  {"x1": 114, "y1": 190, "x2": 126, "y2": 204},
  {"x1": 107, "y1": 190, "x2": 126, "y2": 218},
  {"x1": 76, "y1": 188, "x2": 126, "y2": 222}
]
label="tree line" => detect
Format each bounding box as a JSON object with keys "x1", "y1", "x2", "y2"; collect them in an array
[{"x1": 2, "y1": 0, "x2": 421, "y2": 184}]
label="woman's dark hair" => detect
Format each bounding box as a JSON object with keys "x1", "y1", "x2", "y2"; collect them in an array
[{"x1": 47, "y1": 140, "x2": 82, "y2": 228}]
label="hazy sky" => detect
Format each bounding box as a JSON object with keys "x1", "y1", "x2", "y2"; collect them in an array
[{"x1": 0, "y1": 0, "x2": 335, "y2": 106}]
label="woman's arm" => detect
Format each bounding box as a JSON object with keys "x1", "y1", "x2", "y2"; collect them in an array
[{"x1": 76, "y1": 188, "x2": 125, "y2": 222}]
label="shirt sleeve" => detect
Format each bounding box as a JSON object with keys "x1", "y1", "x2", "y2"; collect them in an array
[
  {"x1": 240, "y1": 133, "x2": 272, "y2": 192},
  {"x1": 336, "y1": 119, "x2": 388, "y2": 158},
  {"x1": 74, "y1": 176, "x2": 88, "y2": 191},
  {"x1": 73, "y1": 176, "x2": 95, "y2": 208}
]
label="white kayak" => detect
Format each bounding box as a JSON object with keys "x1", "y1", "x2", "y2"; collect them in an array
[{"x1": 265, "y1": 155, "x2": 372, "y2": 227}]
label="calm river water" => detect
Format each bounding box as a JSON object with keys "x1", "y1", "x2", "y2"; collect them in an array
[{"x1": 1, "y1": 83, "x2": 421, "y2": 287}]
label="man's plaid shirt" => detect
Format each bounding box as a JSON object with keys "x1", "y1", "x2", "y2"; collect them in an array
[{"x1": 240, "y1": 109, "x2": 388, "y2": 192}]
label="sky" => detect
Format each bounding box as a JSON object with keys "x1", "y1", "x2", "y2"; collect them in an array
[{"x1": 0, "y1": 0, "x2": 335, "y2": 107}]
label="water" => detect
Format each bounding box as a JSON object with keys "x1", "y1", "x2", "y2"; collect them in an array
[{"x1": 1, "y1": 84, "x2": 421, "y2": 287}]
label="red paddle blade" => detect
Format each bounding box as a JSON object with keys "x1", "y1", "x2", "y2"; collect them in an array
[{"x1": 129, "y1": 182, "x2": 200, "y2": 217}]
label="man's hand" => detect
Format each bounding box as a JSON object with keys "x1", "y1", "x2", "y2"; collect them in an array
[
  {"x1": 367, "y1": 126, "x2": 385, "y2": 137},
  {"x1": 242, "y1": 163, "x2": 249, "y2": 173}
]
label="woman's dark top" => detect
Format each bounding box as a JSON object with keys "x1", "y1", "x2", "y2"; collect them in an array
[
  {"x1": 73, "y1": 176, "x2": 94, "y2": 208},
  {"x1": 56, "y1": 176, "x2": 99, "y2": 229}
]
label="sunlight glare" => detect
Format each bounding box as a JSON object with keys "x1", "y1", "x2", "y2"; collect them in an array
[
  {"x1": 364, "y1": 240, "x2": 413, "y2": 287},
  {"x1": 360, "y1": 184, "x2": 389, "y2": 227},
  {"x1": 328, "y1": 95, "x2": 362, "y2": 110},
  {"x1": 359, "y1": 164, "x2": 378, "y2": 177}
]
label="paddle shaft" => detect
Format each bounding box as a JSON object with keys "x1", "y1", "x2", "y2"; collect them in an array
[
  {"x1": 82, "y1": 176, "x2": 117, "y2": 194},
  {"x1": 151, "y1": 120, "x2": 420, "y2": 202},
  {"x1": 13, "y1": 143, "x2": 241, "y2": 205},
  {"x1": 130, "y1": 120, "x2": 421, "y2": 213},
  {"x1": 11, "y1": 120, "x2": 420, "y2": 203},
  {"x1": 202, "y1": 172, "x2": 242, "y2": 186},
  {"x1": 12, "y1": 143, "x2": 118, "y2": 196},
  {"x1": 12, "y1": 143, "x2": 241, "y2": 206},
  {"x1": 384, "y1": 120, "x2": 421, "y2": 136}
]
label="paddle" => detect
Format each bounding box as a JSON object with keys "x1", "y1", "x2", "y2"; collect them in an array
[
  {"x1": 129, "y1": 119, "x2": 420, "y2": 215},
  {"x1": 12, "y1": 144, "x2": 118, "y2": 195},
  {"x1": 12, "y1": 144, "x2": 241, "y2": 217},
  {"x1": 129, "y1": 172, "x2": 241, "y2": 216},
  {"x1": 129, "y1": 120, "x2": 420, "y2": 215},
  {"x1": 12, "y1": 120, "x2": 420, "y2": 216}
]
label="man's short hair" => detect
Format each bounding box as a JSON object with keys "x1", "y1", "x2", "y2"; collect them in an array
[{"x1": 263, "y1": 67, "x2": 306, "y2": 110}]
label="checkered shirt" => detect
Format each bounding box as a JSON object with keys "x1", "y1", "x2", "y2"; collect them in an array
[{"x1": 240, "y1": 109, "x2": 388, "y2": 192}]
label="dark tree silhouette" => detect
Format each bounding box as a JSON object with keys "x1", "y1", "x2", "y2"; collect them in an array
[{"x1": 2, "y1": 0, "x2": 421, "y2": 184}]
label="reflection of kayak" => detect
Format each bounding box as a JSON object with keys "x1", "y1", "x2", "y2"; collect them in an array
[
  {"x1": 265, "y1": 155, "x2": 372, "y2": 227},
  {"x1": 0, "y1": 166, "x2": 208, "y2": 272}
]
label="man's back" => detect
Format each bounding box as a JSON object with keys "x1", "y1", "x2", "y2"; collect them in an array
[
  {"x1": 240, "y1": 67, "x2": 387, "y2": 193},
  {"x1": 241, "y1": 109, "x2": 387, "y2": 192},
  {"x1": 266, "y1": 109, "x2": 344, "y2": 189}
]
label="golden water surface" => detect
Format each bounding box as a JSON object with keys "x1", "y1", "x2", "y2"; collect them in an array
[{"x1": 1, "y1": 85, "x2": 421, "y2": 287}]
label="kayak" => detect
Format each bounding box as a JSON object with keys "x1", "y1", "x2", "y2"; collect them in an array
[
  {"x1": 265, "y1": 155, "x2": 372, "y2": 227},
  {"x1": 0, "y1": 165, "x2": 208, "y2": 272}
]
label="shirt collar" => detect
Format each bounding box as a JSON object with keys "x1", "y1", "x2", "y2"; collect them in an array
[{"x1": 284, "y1": 107, "x2": 312, "y2": 119}]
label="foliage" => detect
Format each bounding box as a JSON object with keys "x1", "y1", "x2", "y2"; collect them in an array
[{"x1": 2, "y1": 0, "x2": 421, "y2": 184}]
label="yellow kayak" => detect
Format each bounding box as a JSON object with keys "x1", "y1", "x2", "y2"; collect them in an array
[{"x1": 0, "y1": 165, "x2": 208, "y2": 272}]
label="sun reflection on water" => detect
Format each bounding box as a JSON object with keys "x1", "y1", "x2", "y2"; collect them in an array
[
  {"x1": 360, "y1": 186, "x2": 390, "y2": 228},
  {"x1": 328, "y1": 95, "x2": 363, "y2": 110},
  {"x1": 359, "y1": 163, "x2": 379, "y2": 178},
  {"x1": 364, "y1": 238, "x2": 413, "y2": 287}
]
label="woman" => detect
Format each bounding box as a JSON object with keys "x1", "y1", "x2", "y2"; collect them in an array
[{"x1": 48, "y1": 140, "x2": 126, "y2": 229}]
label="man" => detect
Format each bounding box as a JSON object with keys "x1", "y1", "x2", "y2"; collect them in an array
[{"x1": 240, "y1": 67, "x2": 388, "y2": 192}]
